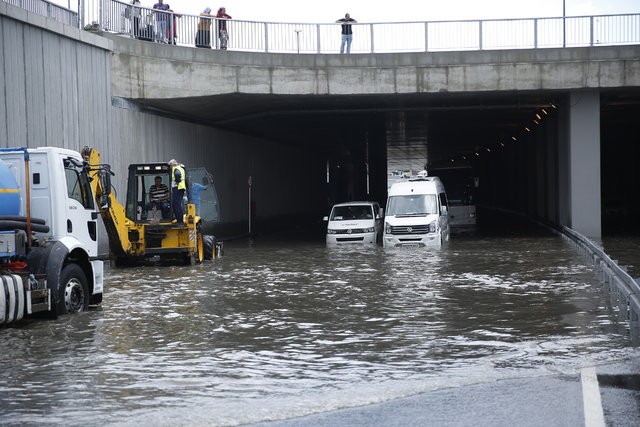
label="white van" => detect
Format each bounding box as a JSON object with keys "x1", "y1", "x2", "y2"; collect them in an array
[
  {"x1": 383, "y1": 173, "x2": 450, "y2": 248},
  {"x1": 324, "y1": 201, "x2": 384, "y2": 246}
]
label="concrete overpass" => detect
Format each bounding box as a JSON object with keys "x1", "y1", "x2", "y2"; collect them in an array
[
  {"x1": 2, "y1": 1, "x2": 639, "y2": 239},
  {"x1": 106, "y1": 33, "x2": 640, "y2": 238}
]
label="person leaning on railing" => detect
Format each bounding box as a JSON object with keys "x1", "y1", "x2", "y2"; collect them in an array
[
  {"x1": 216, "y1": 7, "x2": 232, "y2": 50},
  {"x1": 336, "y1": 13, "x2": 357, "y2": 54},
  {"x1": 196, "y1": 7, "x2": 214, "y2": 48},
  {"x1": 129, "y1": 0, "x2": 141, "y2": 38}
]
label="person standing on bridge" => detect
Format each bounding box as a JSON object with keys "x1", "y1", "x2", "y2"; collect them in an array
[
  {"x1": 216, "y1": 7, "x2": 232, "y2": 50},
  {"x1": 195, "y1": 7, "x2": 214, "y2": 48},
  {"x1": 336, "y1": 13, "x2": 357, "y2": 54},
  {"x1": 153, "y1": 0, "x2": 171, "y2": 43}
]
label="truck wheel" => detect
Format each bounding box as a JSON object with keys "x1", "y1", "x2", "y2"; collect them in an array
[
  {"x1": 204, "y1": 235, "x2": 215, "y2": 260},
  {"x1": 1, "y1": 274, "x2": 24, "y2": 324},
  {"x1": 58, "y1": 264, "x2": 89, "y2": 314}
]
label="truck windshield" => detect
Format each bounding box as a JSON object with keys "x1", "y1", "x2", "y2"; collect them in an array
[{"x1": 386, "y1": 195, "x2": 437, "y2": 216}]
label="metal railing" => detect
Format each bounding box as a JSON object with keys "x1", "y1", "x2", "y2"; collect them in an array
[
  {"x1": 2, "y1": 0, "x2": 78, "y2": 27},
  {"x1": 98, "y1": 1, "x2": 640, "y2": 53},
  {"x1": 561, "y1": 227, "x2": 640, "y2": 345},
  {"x1": 3, "y1": 0, "x2": 640, "y2": 53}
]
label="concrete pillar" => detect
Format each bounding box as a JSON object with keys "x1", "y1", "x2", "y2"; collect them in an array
[{"x1": 566, "y1": 89, "x2": 602, "y2": 238}]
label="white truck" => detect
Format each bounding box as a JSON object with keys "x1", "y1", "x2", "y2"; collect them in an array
[
  {"x1": 383, "y1": 172, "x2": 450, "y2": 248},
  {"x1": 0, "y1": 147, "x2": 104, "y2": 324}
]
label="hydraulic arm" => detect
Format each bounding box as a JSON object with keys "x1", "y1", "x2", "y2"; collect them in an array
[{"x1": 81, "y1": 147, "x2": 132, "y2": 258}]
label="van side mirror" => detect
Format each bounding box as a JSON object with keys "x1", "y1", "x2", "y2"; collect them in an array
[
  {"x1": 378, "y1": 208, "x2": 384, "y2": 218},
  {"x1": 441, "y1": 205, "x2": 448, "y2": 215},
  {"x1": 323, "y1": 216, "x2": 328, "y2": 221}
]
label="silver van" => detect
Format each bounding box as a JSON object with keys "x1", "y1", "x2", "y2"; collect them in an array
[{"x1": 324, "y1": 201, "x2": 384, "y2": 246}]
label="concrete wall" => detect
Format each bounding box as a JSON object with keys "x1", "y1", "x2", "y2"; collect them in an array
[
  {"x1": 567, "y1": 90, "x2": 602, "y2": 238},
  {"x1": 0, "y1": 3, "x2": 112, "y2": 152},
  {"x1": 108, "y1": 37, "x2": 640, "y2": 99},
  {"x1": 1, "y1": 3, "x2": 321, "y2": 245}
]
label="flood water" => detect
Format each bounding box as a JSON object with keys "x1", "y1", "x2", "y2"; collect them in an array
[{"x1": 1, "y1": 226, "x2": 638, "y2": 426}]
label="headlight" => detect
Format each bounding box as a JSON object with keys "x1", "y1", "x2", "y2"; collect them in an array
[
  {"x1": 364, "y1": 227, "x2": 375, "y2": 233},
  {"x1": 327, "y1": 229, "x2": 336, "y2": 234},
  {"x1": 428, "y1": 221, "x2": 436, "y2": 233},
  {"x1": 385, "y1": 222, "x2": 391, "y2": 234}
]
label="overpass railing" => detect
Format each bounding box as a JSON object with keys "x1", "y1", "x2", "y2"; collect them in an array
[
  {"x1": 2, "y1": 0, "x2": 78, "y2": 26},
  {"x1": 95, "y1": 1, "x2": 640, "y2": 53},
  {"x1": 3, "y1": 0, "x2": 640, "y2": 53}
]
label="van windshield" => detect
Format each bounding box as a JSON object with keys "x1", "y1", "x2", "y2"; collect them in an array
[
  {"x1": 387, "y1": 195, "x2": 437, "y2": 216},
  {"x1": 330, "y1": 205, "x2": 374, "y2": 221}
]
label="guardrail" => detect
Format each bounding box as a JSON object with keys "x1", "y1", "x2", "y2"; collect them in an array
[
  {"x1": 98, "y1": 1, "x2": 640, "y2": 53},
  {"x1": 2, "y1": 0, "x2": 78, "y2": 26},
  {"x1": 561, "y1": 227, "x2": 640, "y2": 345},
  {"x1": 4, "y1": 0, "x2": 640, "y2": 53}
]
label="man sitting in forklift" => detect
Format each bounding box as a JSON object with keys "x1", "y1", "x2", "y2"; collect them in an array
[{"x1": 147, "y1": 175, "x2": 171, "y2": 219}]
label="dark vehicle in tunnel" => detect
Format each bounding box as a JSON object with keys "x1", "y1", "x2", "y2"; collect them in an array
[{"x1": 429, "y1": 165, "x2": 477, "y2": 233}]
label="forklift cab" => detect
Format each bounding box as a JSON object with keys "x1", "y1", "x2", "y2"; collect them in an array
[
  {"x1": 126, "y1": 163, "x2": 173, "y2": 223},
  {"x1": 125, "y1": 163, "x2": 220, "y2": 224}
]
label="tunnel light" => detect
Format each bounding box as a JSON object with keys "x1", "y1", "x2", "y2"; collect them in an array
[
  {"x1": 541, "y1": 108, "x2": 548, "y2": 115},
  {"x1": 551, "y1": 103, "x2": 557, "y2": 109},
  {"x1": 475, "y1": 152, "x2": 480, "y2": 156},
  {"x1": 533, "y1": 120, "x2": 540, "y2": 125},
  {"x1": 512, "y1": 136, "x2": 517, "y2": 141},
  {"x1": 500, "y1": 142, "x2": 505, "y2": 147},
  {"x1": 536, "y1": 113, "x2": 542, "y2": 120},
  {"x1": 486, "y1": 148, "x2": 491, "y2": 152},
  {"x1": 525, "y1": 127, "x2": 531, "y2": 132}
]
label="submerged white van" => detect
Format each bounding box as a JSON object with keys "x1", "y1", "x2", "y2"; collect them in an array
[
  {"x1": 383, "y1": 173, "x2": 450, "y2": 248},
  {"x1": 324, "y1": 201, "x2": 384, "y2": 246}
]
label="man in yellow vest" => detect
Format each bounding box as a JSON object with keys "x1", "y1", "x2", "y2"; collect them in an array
[{"x1": 169, "y1": 159, "x2": 187, "y2": 224}]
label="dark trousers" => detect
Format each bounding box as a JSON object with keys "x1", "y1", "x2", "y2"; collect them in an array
[
  {"x1": 147, "y1": 201, "x2": 170, "y2": 219},
  {"x1": 195, "y1": 30, "x2": 211, "y2": 48},
  {"x1": 133, "y1": 17, "x2": 140, "y2": 38},
  {"x1": 172, "y1": 188, "x2": 185, "y2": 223}
]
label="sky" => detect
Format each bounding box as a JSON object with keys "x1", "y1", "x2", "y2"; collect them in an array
[{"x1": 55, "y1": 0, "x2": 640, "y2": 23}]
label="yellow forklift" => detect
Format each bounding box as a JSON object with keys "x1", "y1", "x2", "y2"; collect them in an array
[{"x1": 81, "y1": 147, "x2": 219, "y2": 266}]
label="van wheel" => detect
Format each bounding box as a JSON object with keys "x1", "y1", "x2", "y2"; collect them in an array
[{"x1": 57, "y1": 264, "x2": 89, "y2": 314}]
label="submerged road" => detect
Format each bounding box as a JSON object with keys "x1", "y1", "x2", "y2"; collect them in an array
[{"x1": 1, "y1": 213, "x2": 639, "y2": 426}]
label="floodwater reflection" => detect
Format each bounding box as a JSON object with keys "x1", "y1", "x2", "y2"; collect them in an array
[{"x1": 0, "y1": 233, "x2": 636, "y2": 426}]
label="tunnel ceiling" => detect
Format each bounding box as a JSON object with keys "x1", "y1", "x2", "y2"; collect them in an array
[{"x1": 133, "y1": 87, "x2": 640, "y2": 164}]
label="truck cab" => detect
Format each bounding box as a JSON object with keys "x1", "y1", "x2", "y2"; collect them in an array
[{"x1": 0, "y1": 147, "x2": 104, "y2": 323}]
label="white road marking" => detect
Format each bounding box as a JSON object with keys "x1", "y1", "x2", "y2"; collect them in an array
[{"x1": 581, "y1": 366, "x2": 606, "y2": 427}]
